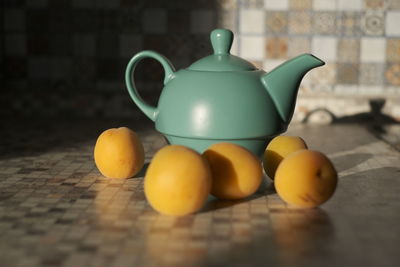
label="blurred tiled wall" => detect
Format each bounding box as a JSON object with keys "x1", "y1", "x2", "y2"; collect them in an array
[
  {"x1": 1, "y1": 0, "x2": 220, "y2": 118},
  {"x1": 2, "y1": 0, "x2": 400, "y2": 121},
  {"x1": 231, "y1": 0, "x2": 400, "y2": 122}
]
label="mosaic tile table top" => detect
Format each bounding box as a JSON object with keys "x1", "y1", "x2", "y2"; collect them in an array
[{"x1": 1, "y1": 119, "x2": 400, "y2": 267}]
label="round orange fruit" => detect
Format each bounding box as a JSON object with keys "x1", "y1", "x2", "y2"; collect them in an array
[
  {"x1": 263, "y1": 135, "x2": 307, "y2": 180},
  {"x1": 144, "y1": 145, "x2": 212, "y2": 216},
  {"x1": 94, "y1": 127, "x2": 144, "y2": 179},
  {"x1": 203, "y1": 143, "x2": 263, "y2": 200},
  {"x1": 275, "y1": 150, "x2": 337, "y2": 208}
]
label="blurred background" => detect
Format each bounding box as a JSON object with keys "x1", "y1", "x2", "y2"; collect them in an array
[{"x1": 1, "y1": 0, "x2": 400, "y2": 122}]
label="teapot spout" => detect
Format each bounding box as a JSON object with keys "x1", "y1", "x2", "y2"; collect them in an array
[{"x1": 261, "y1": 54, "x2": 325, "y2": 123}]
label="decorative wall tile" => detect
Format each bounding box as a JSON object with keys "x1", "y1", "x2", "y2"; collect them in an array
[
  {"x1": 363, "y1": 0, "x2": 385, "y2": 9},
  {"x1": 338, "y1": 12, "x2": 362, "y2": 36},
  {"x1": 71, "y1": 0, "x2": 95, "y2": 8},
  {"x1": 217, "y1": 0, "x2": 237, "y2": 9},
  {"x1": 240, "y1": 36, "x2": 265, "y2": 60},
  {"x1": 51, "y1": 58, "x2": 72, "y2": 80},
  {"x1": 27, "y1": 34, "x2": 50, "y2": 55},
  {"x1": 4, "y1": 8, "x2": 25, "y2": 31},
  {"x1": 386, "y1": 39, "x2": 400, "y2": 63},
  {"x1": 300, "y1": 74, "x2": 312, "y2": 91},
  {"x1": 190, "y1": 35, "x2": 211, "y2": 59},
  {"x1": 358, "y1": 85, "x2": 384, "y2": 94},
  {"x1": 3, "y1": 0, "x2": 24, "y2": 8},
  {"x1": 288, "y1": 11, "x2": 311, "y2": 34},
  {"x1": 97, "y1": 10, "x2": 119, "y2": 33},
  {"x1": 118, "y1": 9, "x2": 142, "y2": 34},
  {"x1": 73, "y1": 34, "x2": 96, "y2": 57},
  {"x1": 142, "y1": 9, "x2": 167, "y2": 34},
  {"x1": 386, "y1": 11, "x2": 400, "y2": 36},
  {"x1": 240, "y1": 0, "x2": 264, "y2": 9},
  {"x1": 337, "y1": 63, "x2": 359, "y2": 84},
  {"x1": 230, "y1": 36, "x2": 239, "y2": 55},
  {"x1": 96, "y1": 59, "x2": 121, "y2": 81},
  {"x1": 187, "y1": 0, "x2": 216, "y2": 9},
  {"x1": 287, "y1": 37, "x2": 311, "y2": 57},
  {"x1": 5, "y1": 34, "x2": 27, "y2": 56},
  {"x1": 96, "y1": 0, "x2": 120, "y2": 9},
  {"x1": 387, "y1": 0, "x2": 400, "y2": 9},
  {"x1": 119, "y1": 34, "x2": 142, "y2": 57},
  {"x1": 264, "y1": 0, "x2": 289, "y2": 10},
  {"x1": 265, "y1": 37, "x2": 288, "y2": 59},
  {"x1": 337, "y1": 0, "x2": 362, "y2": 10},
  {"x1": 360, "y1": 37, "x2": 386, "y2": 62},
  {"x1": 4, "y1": 57, "x2": 27, "y2": 80},
  {"x1": 72, "y1": 58, "x2": 96, "y2": 86},
  {"x1": 48, "y1": 9, "x2": 72, "y2": 33},
  {"x1": 265, "y1": 11, "x2": 288, "y2": 34},
  {"x1": 312, "y1": 37, "x2": 337, "y2": 61},
  {"x1": 164, "y1": 0, "x2": 193, "y2": 9},
  {"x1": 50, "y1": 34, "x2": 72, "y2": 56},
  {"x1": 313, "y1": 12, "x2": 336, "y2": 35},
  {"x1": 309, "y1": 63, "x2": 336, "y2": 86},
  {"x1": 337, "y1": 39, "x2": 360, "y2": 63},
  {"x1": 28, "y1": 57, "x2": 51, "y2": 80},
  {"x1": 217, "y1": 9, "x2": 236, "y2": 31},
  {"x1": 190, "y1": 10, "x2": 215, "y2": 34},
  {"x1": 165, "y1": 36, "x2": 194, "y2": 59},
  {"x1": 313, "y1": 0, "x2": 336, "y2": 11},
  {"x1": 143, "y1": 35, "x2": 168, "y2": 55},
  {"x1": 262, "y1": 59, "x2": 285, "y2": 72},
  {"x1": 168, "y1": 10, "x2": 190, "y2": 34},
  {"x1": 25, "y1": 9, "x2": 49, "y2": 34},
  {"x1": 289, "y1": 0, "x2": 312, "y2": 10},
  {"x1": 249, "y1": 60, "x2": 263, "y2": 69},
  {"x1": 27, "y1": 0, "x2": 48, "y2": 8},
  {"x1": 96, "y1": 34, "x2": 119, "y2": 59},
  {"x1": 361, "y1": 11, "x2": 385, "y2": 36},
  {"x1": 72, "y1": 9, "x2": 99, "y2": 33},
  {"x1": 334, "y1": 84, "x2": 359, "y2": 94},
  {"x1": 359, "y1": 63, "x2": 384, "y2": 85},
  {"x1": 385, "y1": 64, "x2": 400, "y2": 86},
  {"x1": 240, "y1": 9, "x2": 265, "y2": 34}
]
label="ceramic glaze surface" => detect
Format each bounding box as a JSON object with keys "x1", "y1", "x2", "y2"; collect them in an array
[
  {"x1": 125, "y1": 29, "x2": 325, "y2": 156},
  {"x1": 156, "y1": 70, "x2": 284, "y2": 139}
]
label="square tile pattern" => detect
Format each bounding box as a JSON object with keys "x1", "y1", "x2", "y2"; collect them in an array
[
  {"x1": 1, "y1": 121, "x2": 400, "y2": 267},
  {"x1": 1, "y1": 0, "x2": 400, "y2": 119}
]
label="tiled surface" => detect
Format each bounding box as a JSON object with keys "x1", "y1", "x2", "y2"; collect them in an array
[
  {"x1": 238, "y1": 0, "x2": 400, "y2": 104},
  {"x1": 1, "y1": 120, "x2": 400, "y2": 267},
  {"x1": 1, "y1": 0, "x2": 400, "y2": 120}
]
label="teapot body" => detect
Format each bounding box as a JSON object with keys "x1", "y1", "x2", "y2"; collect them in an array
[
  {"x1": 157, "y1": 69, "x2": 286, "y2": 137},
  {"x1": 155, "y1": 69, "x2": 285, "y2": 156},
  {"x1": 125, "y1": 29, "x2": 325, "y2": 157}
]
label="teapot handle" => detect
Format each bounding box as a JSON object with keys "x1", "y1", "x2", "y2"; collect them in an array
[{"x1": 125, "y1": 50, "x2": 176, "y2": 121}]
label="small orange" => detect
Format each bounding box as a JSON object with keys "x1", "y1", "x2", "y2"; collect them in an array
[
  {"x1": 94, "y1": 127, "x2": 144, "y2": 179},
  {"x1": 275, "y1": 150, "x2": 337, "y2": 208},
  {"x1": 263, "y1": 136, "x2": 307, "y2": 179},
  {"x1": 203, "y1": 143, "x2": 263, "y2": 200},
  {"x1": 144, "y1": 145, "x2": 212, "y2": 216}
]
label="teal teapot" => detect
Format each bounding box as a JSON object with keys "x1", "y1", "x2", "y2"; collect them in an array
[{"x1": 125, "y1": 29, "x2": 324, "y2": 157}]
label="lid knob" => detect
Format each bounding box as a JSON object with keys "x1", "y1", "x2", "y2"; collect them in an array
[{"x1": 211, "y1": 29, "x2": 233, "y2": 55}]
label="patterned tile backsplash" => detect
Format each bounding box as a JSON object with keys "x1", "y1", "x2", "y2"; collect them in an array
[{"x1": 2, "y1": 0, "x2": 400, "y2": 121}]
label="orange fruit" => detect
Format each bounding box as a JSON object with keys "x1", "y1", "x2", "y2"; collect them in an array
[
  {"x1": 275, "y1": 150, "x2": 337, "y2": 208},
  {"x1": 203, "y1": 143, "x2": 263, "y2": 200},
  {"x1": 144, "y1": 145, "x2": 211, "y2": 216},
  {"x1": 94, "y1": 127, "x2": 144, "y2": 178},
  {"x1": 263, "y1": 136, "x2": 307, "y2": 179}
]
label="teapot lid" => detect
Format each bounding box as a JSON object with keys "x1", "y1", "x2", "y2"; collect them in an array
[{"x1": 188, "y1": 29, "x2": 257, "y2": 72}]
